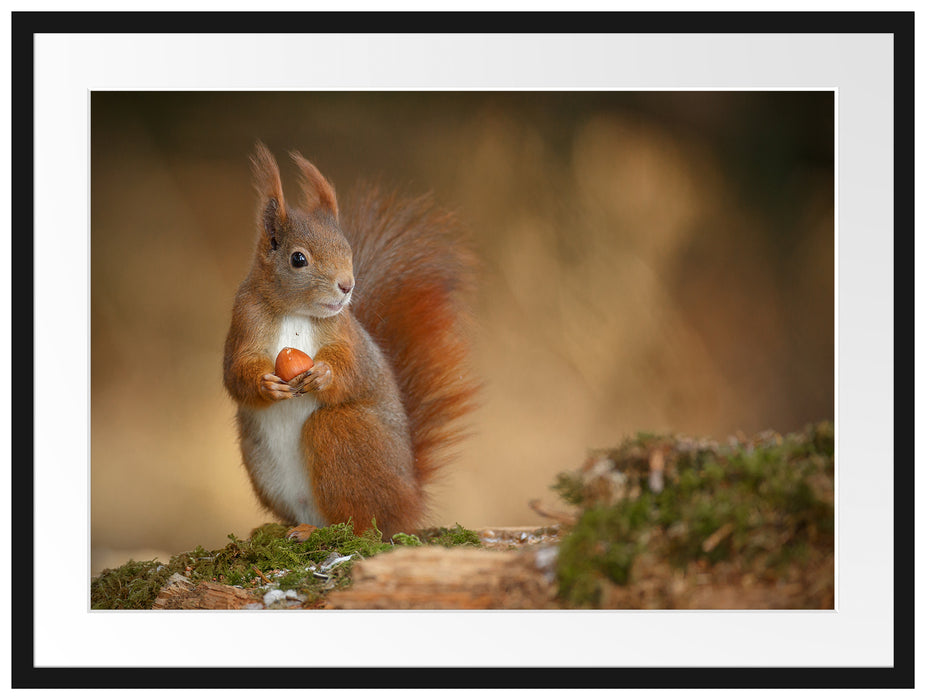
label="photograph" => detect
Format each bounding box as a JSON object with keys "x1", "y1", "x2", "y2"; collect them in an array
[{"x1": 89, "y1": 89, "x2": 835, "y2": 611}]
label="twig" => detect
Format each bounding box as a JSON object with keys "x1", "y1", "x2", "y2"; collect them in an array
[
  {"x1": 702, "y1": 523, "x2": 735, "y2": 553},
  {"x1": 252, "y1": 566, "x2": 273, "y2": 584},
  {"x1": 528, "y1": 499, "x2": 577, "y2": 526}
]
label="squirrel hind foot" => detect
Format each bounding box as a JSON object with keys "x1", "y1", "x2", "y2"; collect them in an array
[{"x1": 286, "y1": 523, "x2": 319, "y2": 542}]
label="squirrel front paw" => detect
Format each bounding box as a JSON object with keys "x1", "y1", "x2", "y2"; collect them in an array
[
  {"x1": 290, "y1": 360, "x2": 333, "y2": 394},
  {"x1": 259, "y1": 373, "x2": 297, "y2": 401}
]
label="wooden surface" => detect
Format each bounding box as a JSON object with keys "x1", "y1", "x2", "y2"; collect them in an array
[
  {"x1": 152, "y1": 572, "x2": 261, "y2": 610},
  {"x1": 327, "y1": 545, "x2": 558, "y2": 609},
  {"x1": 150, "y1": 526, "x2": 562, "y2": 610}
]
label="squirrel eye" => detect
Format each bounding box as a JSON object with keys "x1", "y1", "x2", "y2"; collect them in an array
[{"x1": 291, "y1": 251, "x2": 308, "y2": 268}]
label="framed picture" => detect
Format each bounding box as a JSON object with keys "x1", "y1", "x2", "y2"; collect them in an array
[{"x1": 12, "y1": 8, "x2": 911, "y2": 690}]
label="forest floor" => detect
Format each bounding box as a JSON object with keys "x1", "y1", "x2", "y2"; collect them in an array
[{"x1": 91, "y1": 422, "x2": 834, "y2": 611}]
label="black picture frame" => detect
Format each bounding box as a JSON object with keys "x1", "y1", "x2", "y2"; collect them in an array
[{"x1": 11, "y1": 9, "x2": 914, "y2": 690}]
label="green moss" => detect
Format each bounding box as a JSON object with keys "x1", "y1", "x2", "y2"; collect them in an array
[
  {"x1": 391, "y1": 532, "x2": 424, "y2": 547},
  {"x1": 553, "y1": 422, "x2": 835, "y2": 608},
  {"x1": 558, "y1": 498, "x2": 652, "y2": 605},
  {"x1": 418, "y1": 523, "x2": 483, "y2": 547},
  {"x1": 90, "y1": 558, "x2": 178, "y2": 610},
  {"x1": 552, "y1": 472, "x2": 587, "y2": 506},
  {"x1": 91, "y1": 519, "x2": 480, "y2": 609}
]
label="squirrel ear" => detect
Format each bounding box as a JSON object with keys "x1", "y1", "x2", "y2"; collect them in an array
[
  {"x1": 290, "y1": 151, "x2": 339, "y2": 221},
  {"x1": 250, "y1": 141, "x2": 287, "y2": 237}
]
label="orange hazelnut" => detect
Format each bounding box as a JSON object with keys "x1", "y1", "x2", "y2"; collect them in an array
[{"x1": 275, "y1": 347, "x2": 314, "y2": 382}]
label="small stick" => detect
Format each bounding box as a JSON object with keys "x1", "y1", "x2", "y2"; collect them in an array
[
  {"x1": 528, "y1": 499, "x2": 577, "y2": 526},
  {"x1": 702, "y1": 523, "x2": 735, "y2": 553},
  {"x1": 252, "y1": 566, "x2": 273, "y2": 584}
]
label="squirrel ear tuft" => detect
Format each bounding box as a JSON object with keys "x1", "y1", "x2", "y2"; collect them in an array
[
  {"x1": 250, "y1": 141, "x2": 287, "y2": 234},
  {"x1": 261, "y1": 197, "x2": 283, "y2": 243},
  {"x1": 290, "y1": 151, "x2": 339, "y2": 221}
]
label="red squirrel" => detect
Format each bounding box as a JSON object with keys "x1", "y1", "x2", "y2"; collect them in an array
[{"x1": 223, "y1": 142, "x2": 477, "y2": 540}]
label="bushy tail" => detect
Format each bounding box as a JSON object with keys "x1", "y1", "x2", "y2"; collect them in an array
[{"x1": 342, "y1": 186, "x2": 479, "y2": 485}]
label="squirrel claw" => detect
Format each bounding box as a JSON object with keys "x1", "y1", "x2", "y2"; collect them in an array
[
  {"x1": 308, "y1": 361, "x2": 333, "y2": 392},
  {"x1": 288, "y1": 369, "x2": 311, "y2": 385},
  {"x1": 288, "y1": 370, "x2": 313, "y2": 395},
  {"x1": 260, "y1": 373, "x2": 296, "y2": 401},
  {"x1": 291, "y1": 361, "x2": 333, "y2": 393}
]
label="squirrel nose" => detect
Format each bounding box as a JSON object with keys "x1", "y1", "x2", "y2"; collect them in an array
[{"x1": 337, "y1": 277, "x2": 354, "y2": 295}]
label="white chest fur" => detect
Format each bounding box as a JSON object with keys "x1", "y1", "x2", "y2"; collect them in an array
[
  {"x1": 273, "y1": 314, "x2": 320, "y2": 360},
  {"x1": 245, "y1": 315, "x2": 324, "y2": 525}
]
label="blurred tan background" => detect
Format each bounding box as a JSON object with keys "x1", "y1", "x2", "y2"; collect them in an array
[{"x1": 90, "y1": 91, "x2": 834, "y2": 575}]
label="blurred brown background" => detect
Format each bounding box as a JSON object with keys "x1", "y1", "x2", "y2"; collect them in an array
[{"x1": 90, "y1": 91, "x2": 834, "y2": 575}]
